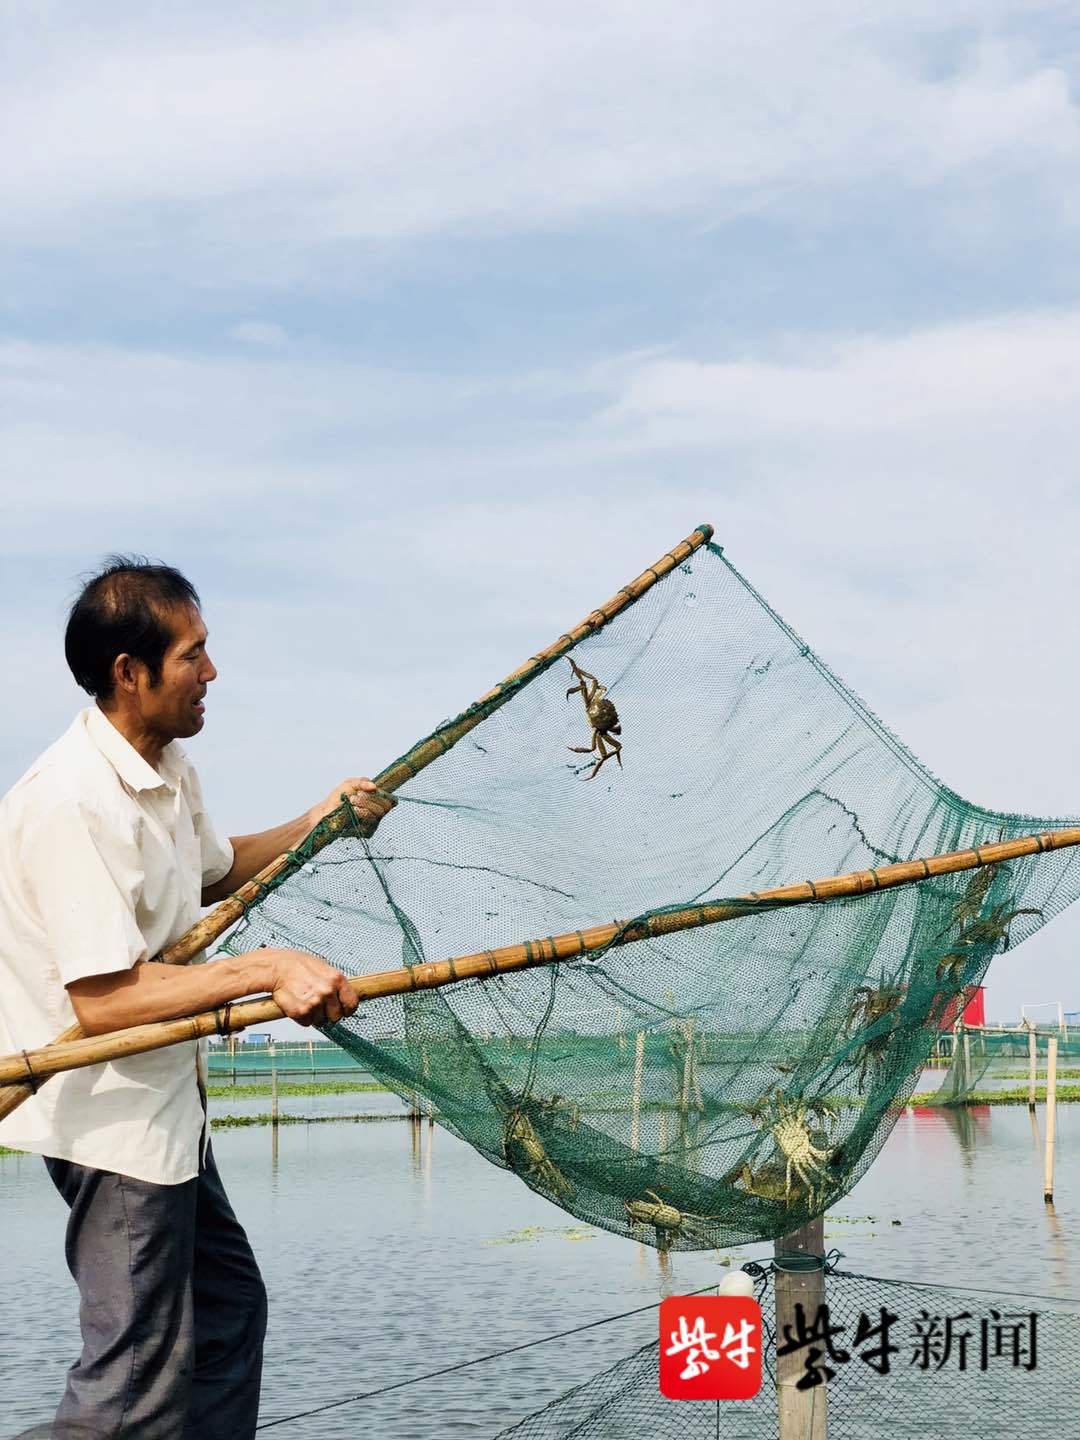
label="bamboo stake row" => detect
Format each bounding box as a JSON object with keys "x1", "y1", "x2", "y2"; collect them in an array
[
  {"x1": 4, "y1": 823, "x2": 1080, "y2": 1090},
  {"x1": 0, "y1": 523, "x2": 714, "y2": 1126}
]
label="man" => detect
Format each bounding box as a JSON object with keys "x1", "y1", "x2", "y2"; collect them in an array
[{"x1": 0, "y1": 558, "x2": 394, "y2": 1439}]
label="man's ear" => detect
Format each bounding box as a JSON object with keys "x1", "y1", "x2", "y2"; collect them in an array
[{"x1": 111, "y1": 652, "x2": 140, "y2": 696}]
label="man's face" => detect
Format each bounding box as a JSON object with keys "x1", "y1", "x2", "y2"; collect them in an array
[{"x1": 138, "y1": 604, "x2": 218, "y2": 741}]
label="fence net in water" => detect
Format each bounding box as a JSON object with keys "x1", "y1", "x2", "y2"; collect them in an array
[
  {"x1": 493, "y1": 1269, "x2": 1079, "y2": 1439},
  {"x1": 219, "y1": 539, "x2": 1080, "y2": 1248},
  {"x1": 933, "y1": 1028, "x2": 1080, "y2": 1106}
]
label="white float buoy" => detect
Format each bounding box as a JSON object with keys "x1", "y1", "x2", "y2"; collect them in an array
[{"x1": 718, "y1": 1269, "x2": 756, "y2": 1298}]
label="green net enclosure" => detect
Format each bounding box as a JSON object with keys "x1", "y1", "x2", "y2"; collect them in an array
[
  {"x1": 493, "y1": 1270, "x2": 1080, "y2": 1439},
  {"x1": 931, "y1": 1028, "x2": 1080, "y2": 1106},
  {"x1": 220, "y1": 538, "x2": 1080, "y2": 1248}
]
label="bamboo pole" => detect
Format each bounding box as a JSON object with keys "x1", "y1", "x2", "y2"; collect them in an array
[
  {"x1": 630, "y1": 1030, "x2": 644, "y2": 1153},
  {"x1": 1028, "y1": 1025, "x2": 1038, "y2": 1112},
  {"x1": 6, "y1": 822, "x2": 1080, "y2": 1089},
  {"x1": 270, "y1": 1040, "x2": 278, "y2": 1128},
  {"x1": 0, "y1": 522, "x2": 714, "y2": 1127},
  {"x1": 1044, "y1": 1036, "x2": 1058, "y2": 1204},
  {"x1": 952, "y1": 1022, "x2": 965, "y2": 1094},
  {"x1": 775, "y1": 1218, "x2": 829, "y2": 1440},
  {"x1": 679, "y1": 1021, "x2": 694, "y2": 1116}
]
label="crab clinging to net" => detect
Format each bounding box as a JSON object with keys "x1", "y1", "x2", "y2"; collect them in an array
[
  {"x1": 565, "y1": 657, "x2": 622, "y2": 778},
  {"x1": 743, "y1": 1089, "x2": 839, "y2": 1207},
  {"x1": 503, "y1": 1106, "x2": 575, "y2": 1201},
  {"x1": 843, "y1": 971, "x2": 909, "y2": 1089},
  {"x1": 623, "y1": 1190, "x2": 726, "y2": 1251},
  {"x1": 935, "y1": 902, "x2": 1044, "y2": 984}
]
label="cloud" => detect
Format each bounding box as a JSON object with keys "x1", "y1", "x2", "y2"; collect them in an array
[
  {"x1": 1, "y1": 0, "x2": 1078, "y2": 271},
  {"x1": 601, "y1": 310, "x2": 1080, "y2": 439},
  {"x1": 228, "y1": 321, "x2": 288, "y2": 347}
]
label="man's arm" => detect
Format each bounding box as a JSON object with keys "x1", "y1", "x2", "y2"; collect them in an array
[
  {"x1": 68, "y1": 947, "x2": 358, "y2": 1036},
  {"x1": 201, "y1": 776, "x2": 395, "y2": 906}
]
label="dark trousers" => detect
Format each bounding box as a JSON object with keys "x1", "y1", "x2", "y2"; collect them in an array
[{"x1": 43, "y1": 1145, "x2": 267, "y2": 1440}]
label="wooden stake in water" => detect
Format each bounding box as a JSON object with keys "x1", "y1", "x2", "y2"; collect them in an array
[
  {"x1": 774, "y1": 1217, "x2": 828, "y2": 1440},
  {"x1": 679, "y1": 1021, "x2": 694, "y2": 1116},
  {"x1": 1044, "y1": 1036, "x2": 1058, "y2": 1204},
  {"x1": 1028, "y1": 1025, "x2": 1038, "y2": 1112},
  {"x1": 270, "y1": 1039, "x2": 279, "y2": 1128},
  {"x1": 630, "y1": 1030, "x2": 644, "y2": 1154}
]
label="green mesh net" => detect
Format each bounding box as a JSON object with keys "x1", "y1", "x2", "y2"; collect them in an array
[
  {"x1": 931, "y1": 1027, "x2": 1080, "y2": 1106},
  {"x1": 494, "y1": 1269, "x2": 1079, "y2": 1439},
  {"x1": 219, "y1": 539, "x2": 1080, "y2": 1248}
]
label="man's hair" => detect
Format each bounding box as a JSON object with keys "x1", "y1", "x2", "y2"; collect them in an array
[{"x1": 65, "y1": 556, "x2": 201, "y2": 700}]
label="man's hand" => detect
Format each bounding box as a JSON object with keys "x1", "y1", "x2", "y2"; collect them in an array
[
  {"x1": 264, "y1": 949, "x2": 360, "y2": 1028},
  {"x1": 308, "y1": 777, "x2": 396, "y2": 839},
  {"x1": 202, "y1": 778, "x2": 398, "y2": 906},
  {"x1": 68, "y1": 948, "x2": 360, "y2": 1036}
]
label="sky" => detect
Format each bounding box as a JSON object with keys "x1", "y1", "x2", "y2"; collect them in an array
[{"x1": 3, "y1": 1, "x2": 1080, "y2": 1024}]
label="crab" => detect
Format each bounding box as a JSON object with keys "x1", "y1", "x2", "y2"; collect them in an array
[
  {"x1": 503, "y1": 1106, "x2": 574, "y2": 1201},
  {"x1": 744, "y1": 1088, "x2": 838, "y2": 1205},
  {"x1": 624, "y1": 1189, "x2": 722, "y2": 1249},
  {"x1": 844, "y1": 975, "x2": 908, "y2": 1088},
  {"x1": 938, "y1": 861, "x2": 999, "y2": 938},
  {"x1": 732, "y1": 1161, "x2": 810, "y2": 1208},
  {"x1": 936, "y1": 903, "x2": 1042, "y2": 984},
  {"x1": 565, "y1": 657, "x2": 622, "y2": 779}
]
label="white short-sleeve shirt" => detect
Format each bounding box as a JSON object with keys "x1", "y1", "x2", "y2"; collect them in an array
[{"x1": 0, "y1": 706, "x2": 234, "y2": 1183}]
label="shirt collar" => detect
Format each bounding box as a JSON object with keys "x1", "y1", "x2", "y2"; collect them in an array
[{"x1": 84, "y1": 705, "x2": 177, "y2": 795}]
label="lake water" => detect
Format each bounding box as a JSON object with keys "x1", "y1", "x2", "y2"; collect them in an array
[{"x1": 3, "y1": 1098, "x2": 1079, "y2": 1438}]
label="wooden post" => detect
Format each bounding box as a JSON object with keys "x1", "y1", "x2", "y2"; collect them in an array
[
  {"x1": 1028, "y1": 1026, "x2": 1038, "y2": 1112},
  {"x1": 953, "y1": 1022, "x2": 966, "y2": 1094},
  {"x1": 775, "y1": 1218, "x2": 828, "y2": 1440},
  {"x1": 410, "y1": 1111, "x2": 422, "y2": 1168},
  {"x1": 421, "y1": 1044, "x2": 433, "y2": 1123},
  {"x1": 1044, "y1": 1036, "x2": 1058, "y2": 1204},
  {"x1": 680, "y1": 1021, "x2": 694, "y2": 1115},
  {"x1": 630, "y1": 1031, "x2": 644, "y2": 1153},
  {"x1": 270, "y1": 1040, "x2": 278, "y2": 1128},
  {"x1": 308, "y1": 1036, "x2": 314, "y2": 1081},
  {"x1": 229, "y1": 1033, "x2": 236, "y2": 1086},
  {"x1": 963, "y1": 1033, "x2": 971, "y2": 1095}
]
